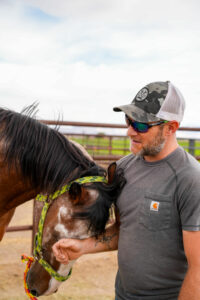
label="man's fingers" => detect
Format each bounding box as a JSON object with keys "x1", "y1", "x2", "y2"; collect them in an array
[
  {"x1": 52, "y1": 240, "x2": 70, "y2": 264},
  {"x1": 52, "y1": 246, "x2": 69, "y2": 264},
  {"x1": 55, "y1": 255, "x2": 69, "y2": 264},
  {"x1": 52, "y1": 242, "x2": 60, "y2": 256}
]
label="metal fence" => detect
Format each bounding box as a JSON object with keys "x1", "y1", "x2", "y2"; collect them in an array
[
  {"x1": 6, "y1": 120, "x2": 200, "y2": 241},
  {"x1": 41, "y1": 120, "x2": 200, "y2": 160}
]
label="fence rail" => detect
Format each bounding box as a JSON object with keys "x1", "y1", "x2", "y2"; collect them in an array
[
  {"x1": 6, "y1": 120, "x2": 200, "y2": 240},
  {"x1": 6, "y1": 225, "x2": 33, "y2": 232}
]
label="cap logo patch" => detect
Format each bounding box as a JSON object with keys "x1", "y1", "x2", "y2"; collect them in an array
[
  {"x1": 135, "y1": 87, "x2": 148, "y2": 101},
  {"x1": 150, "y1": 201, "x2": 160, "y2": 212}
]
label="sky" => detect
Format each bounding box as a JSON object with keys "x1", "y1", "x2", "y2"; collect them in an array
[{"x1": 0, "y1": 0, "x2": 200, "y2": 127}]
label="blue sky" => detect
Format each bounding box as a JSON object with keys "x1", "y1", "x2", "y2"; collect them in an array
[
  {"x1": 0, "y1": 0, "x2": 200, "y2": 126},
  {"x1": 24, "y1": 6, "x2": 60, "y2": 24}
]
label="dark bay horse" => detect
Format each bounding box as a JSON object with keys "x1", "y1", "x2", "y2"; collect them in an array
[{"x1": 0, "y1": 105, "x2": 125, "y2": 297}]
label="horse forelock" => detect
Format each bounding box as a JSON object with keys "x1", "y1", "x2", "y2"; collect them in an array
[{"x1": 0, "y1": 105, "x2": 100, "y2": 193}]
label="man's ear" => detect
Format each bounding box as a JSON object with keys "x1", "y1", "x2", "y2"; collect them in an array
[
  {"x1": 165, "y1": 121, "x2": 179, "y2": 135},
  {"x1": 107, "y1": 162, "x2": 116, "y2": 184},
  {"x1": 69, "y1": 182, "x2": 88, "y2": 205}
]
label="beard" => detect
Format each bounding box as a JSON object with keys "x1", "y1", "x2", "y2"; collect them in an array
[{"x1": 136, "y1": 126, "x2": 166, "y2": 158}]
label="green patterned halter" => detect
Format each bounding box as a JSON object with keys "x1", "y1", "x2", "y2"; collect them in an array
[{"x1": 33, "y1": 175, "x2": 107, "y2": 282}]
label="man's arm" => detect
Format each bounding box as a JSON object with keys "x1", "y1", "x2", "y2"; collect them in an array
[
  {"x1": 52, "y1": 213, "x2": 120, "y2": 264},
  {"x1": 178, "y1": 230, "x2": 200, "y2": 299}
]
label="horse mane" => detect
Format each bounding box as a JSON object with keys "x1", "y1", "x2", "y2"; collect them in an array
[{"x1": 0, "y1": 104, "x2": 104, "y2": 193}]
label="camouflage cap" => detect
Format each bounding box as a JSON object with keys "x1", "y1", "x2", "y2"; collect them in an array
[{"x1": 113, "y1": 81, "x2": 185, "y2": 123}]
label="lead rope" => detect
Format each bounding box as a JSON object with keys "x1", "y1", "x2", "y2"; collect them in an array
[{"x1": 21, "y1": 255, "x2": 38, "y2": 300}]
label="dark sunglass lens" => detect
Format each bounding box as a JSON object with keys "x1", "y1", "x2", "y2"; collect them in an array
[
  {"x1": 125, "y1": 115, "x2": 150, "y2": 133},
  {"x1": 134, "y1": 122, "x2": 149, "y2": 133}
]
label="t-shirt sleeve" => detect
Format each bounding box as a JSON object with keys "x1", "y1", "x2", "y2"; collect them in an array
[{"x1": 178, "y1": 168, "x2": 200, "y2": 231}]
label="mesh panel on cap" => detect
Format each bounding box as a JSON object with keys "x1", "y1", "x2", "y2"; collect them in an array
[{"x1": 156, "y1": 82, "x2": 185, "y2": 122}]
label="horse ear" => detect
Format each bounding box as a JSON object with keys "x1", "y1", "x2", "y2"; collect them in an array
[
  {"x1": 107, "y1": 162, "x2": 116, "y2": 184},
  {"x1": 69, "y1": 182, "x2": 82, "y2": 204},
  {"x1": 69, "y1": 182, "x2": 88, "y2": 205}
]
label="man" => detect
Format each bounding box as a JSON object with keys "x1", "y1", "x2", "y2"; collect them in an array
[{"x1": 53, "y1": 81, "x2": 200, "y2": 300}]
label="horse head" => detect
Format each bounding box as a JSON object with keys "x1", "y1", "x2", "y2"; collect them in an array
[{"x1": 26, "y1": 163, "x2": 125, "y2": 297}]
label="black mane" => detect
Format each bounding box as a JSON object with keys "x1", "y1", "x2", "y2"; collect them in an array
[{"x1": 0, "y1": 104, "x2": 103, "y2": 193}]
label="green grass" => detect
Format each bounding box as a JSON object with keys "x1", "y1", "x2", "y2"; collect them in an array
[{"x1": 69, "y1": 136, "x2": 200, "y2": 157}]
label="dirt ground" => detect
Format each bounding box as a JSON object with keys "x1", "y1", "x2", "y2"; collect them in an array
[{"x1": 0, "y1": 201, "x2": 118, "y2": 300}]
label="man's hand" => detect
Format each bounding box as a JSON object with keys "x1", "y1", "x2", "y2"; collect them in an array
[
  {"x1": 52, "y1": 222, "x2": 119, "y2": 264},
  {"x1": 52, "y1": 238, "x2": 84, "y2": 264}
]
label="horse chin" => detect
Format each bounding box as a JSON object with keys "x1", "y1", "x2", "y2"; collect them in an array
[
  {"x1": 42, "y1": 279, "x2": 61, "y2": 296},
  {"x1": 43, "y1": 260, "x2": 75, "y2": 296}
]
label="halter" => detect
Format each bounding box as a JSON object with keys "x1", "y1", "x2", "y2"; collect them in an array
[{"x1": 22, "y1": 175, "x2": 107, "y2": 299}]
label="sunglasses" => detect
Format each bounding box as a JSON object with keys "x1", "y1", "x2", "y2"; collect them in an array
[{"x1": 125, "y1": 115, "x2": 167, "y2": 133}]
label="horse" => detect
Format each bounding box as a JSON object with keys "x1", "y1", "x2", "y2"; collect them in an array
[{"x1": 0, "y1": 104, "x2": 125, "y2": 297}]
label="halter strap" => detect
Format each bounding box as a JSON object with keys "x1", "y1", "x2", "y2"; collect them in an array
[
  {"x1": 36, "y1": 176, "x2": 107, "y2": 202},
  {"x1": 33, "y1": 200, "x2": 72, "y2": 282}
]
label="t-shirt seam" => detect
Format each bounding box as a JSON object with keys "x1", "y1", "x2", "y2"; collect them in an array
[{"x1": 165, "y1": 160, "x2": 178, "y2": 203}]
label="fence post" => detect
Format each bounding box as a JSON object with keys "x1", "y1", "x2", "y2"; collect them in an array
[{"x1": 188, "y1": 139, "x2": 195, "y2": 156}]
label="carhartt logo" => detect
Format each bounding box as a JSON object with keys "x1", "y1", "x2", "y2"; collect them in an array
[{"x1": 150, "y1": 201, "x2": 160, "y2": 212}]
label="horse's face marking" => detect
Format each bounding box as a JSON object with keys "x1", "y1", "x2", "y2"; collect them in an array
[
  {"x1": 55, "y1": 223, "x2": 69, "y2": 238},
  {"x1": 54, "y1": 201, "x2": 91, "y2": 239},
  {"x1": 42, "y1": 226, "x2": 52, "y2": 244},
  {"x1": 58, "y1": 206, "x2": 68, "y2": 223}
]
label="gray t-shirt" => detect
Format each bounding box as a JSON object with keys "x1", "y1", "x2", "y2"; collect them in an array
[{"x1": 115, "y1": 146, "x2": 200, "y2": 300}]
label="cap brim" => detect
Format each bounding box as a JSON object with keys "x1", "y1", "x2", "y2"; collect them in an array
[
  {"x1": 113, "y1": 107, "x2": 122, "y2": 112},
  {"x1": 113, "y1": 103, "x2": 160, "y2": 123}
]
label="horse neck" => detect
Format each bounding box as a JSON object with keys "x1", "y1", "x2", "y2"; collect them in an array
[{"x1": 0, "y1": 162, "x2": 38, "y2": 217}]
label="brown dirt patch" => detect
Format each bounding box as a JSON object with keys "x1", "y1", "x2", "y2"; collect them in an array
[{"x1": 0, "y1": 201, "x2": 117, "y2": 300}]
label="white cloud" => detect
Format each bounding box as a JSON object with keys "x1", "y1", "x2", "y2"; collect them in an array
[
  {"x1": 17, "y1": 0, "x2": 200, "y2": 25},
  {"x1": 0, "y1": 0, "x2": 199, "y2": 128}
]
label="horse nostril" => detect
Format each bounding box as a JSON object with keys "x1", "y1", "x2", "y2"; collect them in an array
[{"x1": 30, "y1": 290, "x2": 38, "y2": 297}]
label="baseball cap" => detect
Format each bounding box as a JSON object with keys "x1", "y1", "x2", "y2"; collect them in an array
[{"x1": 113, "y1": 81, "x2": 185, "y2": 123}]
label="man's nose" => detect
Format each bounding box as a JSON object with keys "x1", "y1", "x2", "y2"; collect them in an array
[{"x1": 127, "y1": 125, "x2": 138, "y2": 136}]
